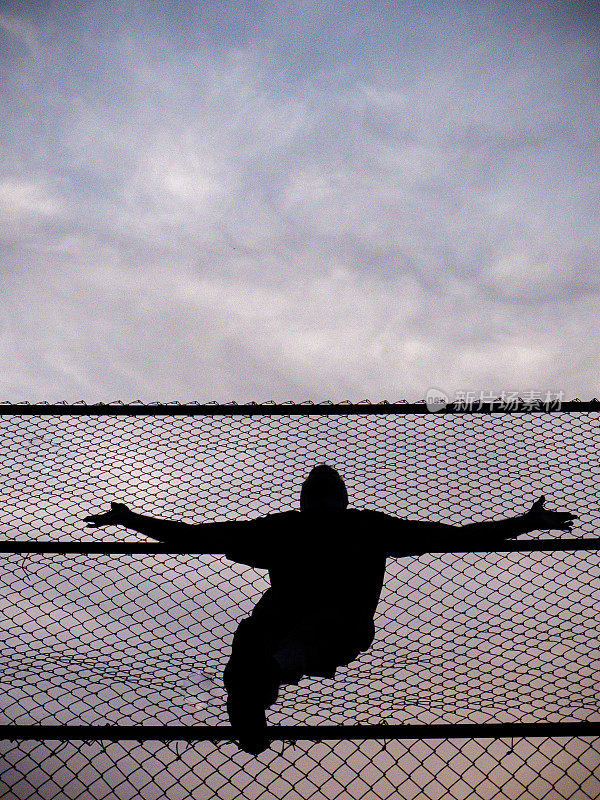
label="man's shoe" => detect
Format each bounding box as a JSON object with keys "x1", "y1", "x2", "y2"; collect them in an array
[{"x1": 237, "y1": 731, "x2": 271, "y2": 755}]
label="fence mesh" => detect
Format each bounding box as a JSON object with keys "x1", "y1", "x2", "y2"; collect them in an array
[
  {"x1": 1, "y1": 737, "x2": 600, "y2": 800},
  {"x1": 1, "y1": 403, "x2": 599, "y2": 797}
]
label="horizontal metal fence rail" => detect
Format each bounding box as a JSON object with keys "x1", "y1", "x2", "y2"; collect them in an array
[
  {"x1": 3, "y1": 721, "x2": 600, "y2": 742},
  {"x1": 0, "y1": 400, "x2": 599, "y2": 414},
  {"x1": 1, "y1": 540, "x2": 598, "y2": 554}
]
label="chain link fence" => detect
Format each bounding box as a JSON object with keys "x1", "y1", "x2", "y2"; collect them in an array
[
  {"x1": 0, "y1": 402, "x2": 599, "y2": 797},
  {"x1": 2, "y1": 737, "x2": 600, "y2": 799}
]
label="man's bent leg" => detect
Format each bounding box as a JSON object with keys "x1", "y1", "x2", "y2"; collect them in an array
[{"x1": 224, "y1": 618, "x2": 282, "y2": 755}]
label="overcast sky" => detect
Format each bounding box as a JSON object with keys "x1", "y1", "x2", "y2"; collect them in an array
[{"x1": 1, "y1": 0, "x2": 599, "y2": 402}]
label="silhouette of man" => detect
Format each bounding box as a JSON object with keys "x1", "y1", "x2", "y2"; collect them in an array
[{"x1": 84, "y1": 465, "x2": 576, "y2": 755}]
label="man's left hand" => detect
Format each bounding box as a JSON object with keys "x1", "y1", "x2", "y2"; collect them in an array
[{"x1": 525, "y1": 496, "x2": 577, "y2": 532}]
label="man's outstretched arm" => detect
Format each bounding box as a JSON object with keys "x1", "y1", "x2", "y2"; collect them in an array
[
  {"x1": 83, "y1": 502, "x2": 265, "y2": 551},
  {"x1": 383, "y1": 496, "x2": 577, "y2": 556}
]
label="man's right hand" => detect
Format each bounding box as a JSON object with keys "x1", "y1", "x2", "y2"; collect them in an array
[{"x1": 84, "y1": 502, "x2": 131, "y2": 529}]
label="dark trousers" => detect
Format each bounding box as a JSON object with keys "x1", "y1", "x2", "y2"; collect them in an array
[
  {"x1": 223, "y1": 613, "x2": 371, "y2": 723},
  {"x1": 223, "y1": 617, "x2": 282, "y2": 737}
]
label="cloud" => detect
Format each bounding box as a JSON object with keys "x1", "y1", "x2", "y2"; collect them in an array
[
  {"x1": 0, "y1": 11, "x2": 39, "y2": 55},
  {"x1": 0, "y1": 1, "x2": 598, "y2": 402}
]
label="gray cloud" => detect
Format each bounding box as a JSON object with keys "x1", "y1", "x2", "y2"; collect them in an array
[{"x1": 0, "y1": 1, "x2": 598, "y2": 402}]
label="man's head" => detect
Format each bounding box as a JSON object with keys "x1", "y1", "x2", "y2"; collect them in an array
[{"x1": 300, "y1": 465, "x2": 348, "y2": 512}]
